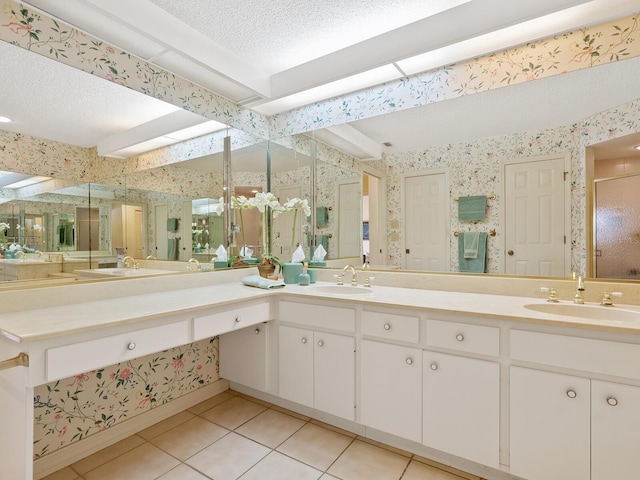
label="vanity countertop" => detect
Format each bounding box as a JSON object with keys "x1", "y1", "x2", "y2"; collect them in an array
[{"x1": 2, "y1": 273, "x2": 640, "y2": 343}]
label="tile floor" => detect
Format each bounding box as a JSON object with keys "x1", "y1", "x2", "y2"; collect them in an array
[{"x1": 42, "y1": 390, "x2": 481, "y2": 480}]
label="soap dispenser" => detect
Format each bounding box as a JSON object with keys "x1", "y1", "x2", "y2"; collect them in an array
[{"x1": 298, "y1": 262, "x2": 311, "y2": 286}]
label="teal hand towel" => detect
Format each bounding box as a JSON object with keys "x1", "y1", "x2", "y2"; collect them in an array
[
  {"x1": 167, "y1": 217, "x2": 178, "y2": 232},
  {"x1": 242, "y1": 275, "x2": 286, "y2": 289},
  {"x1": 316, "y1": 207, "x2": 329, "y2": 227},
  {"x1": 463, "y1": 231, "x2": 480, "y2": 259},
  {"x1": 458, "y1": 196, "x2": 487, "y2": 221},
  {"x1": 167, "y1": 238, "x2": 179, "y2": 260},
  {"x1": 458, "y1": 232, "x2": 487, "y2": 273}
]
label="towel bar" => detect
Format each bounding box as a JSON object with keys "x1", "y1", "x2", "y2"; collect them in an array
[
  {"x1": 0, "y1": 352, "x2": 29, "y2": 371},
  {"x1": 453, "y1": 194, "x2": 496, "y2": 202},
  {"x1": 454, "y1": 229, "x2": 496, "y2": 237}
]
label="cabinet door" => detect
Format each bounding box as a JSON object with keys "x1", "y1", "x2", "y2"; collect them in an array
[
  {"x1": 423, "y1": 351, "x2": 499, "y2": 468},
  {"x1": 220, "y1": 323, "x2": 268, "y2": 392},
  {"x1": 278, "y1": 325, "x2": 313, "y2": 408},
  {"x1": 361, "y1": 339, "x2": 422, "y2": 442},
  {"x1": 314, "y1": 331, "x2": 355, "y2": 420},
  {"x1": 592, "y1": 380, "x2": 640, "y2": 479},
  {"x1": 510, "y1": 366, "x2": 590, "y2": 480}
]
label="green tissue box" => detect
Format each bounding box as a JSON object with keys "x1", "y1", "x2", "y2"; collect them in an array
[{"x1": 214, "y1": 260, "x2": 228, "y2": 269}]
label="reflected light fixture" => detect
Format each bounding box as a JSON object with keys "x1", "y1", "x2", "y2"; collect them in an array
[
  {"x1": 0, "y1": 115, "x2": 12, "y2": 123},
  {"x1": 634, "y1": 145, "x2": 640, "y2": 151}
]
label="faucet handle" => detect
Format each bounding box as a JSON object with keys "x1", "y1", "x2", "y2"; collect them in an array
[
  {"x1": 363, "y1": 276, "x2": 375, "y2": 287},
  {"x1": 601, "y1": 291, "x2": 622, "y2": 306},
  {"x1": 539, "y1": 287, "x2": 559, "y2": 303},
  {"x1": 333, "y1": 274, "x2": 344, "y2": 285}
]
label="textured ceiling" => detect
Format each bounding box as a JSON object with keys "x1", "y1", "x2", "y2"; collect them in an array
[{"x1": 148, "y1": 0, "x2": 469, "y2": 73}]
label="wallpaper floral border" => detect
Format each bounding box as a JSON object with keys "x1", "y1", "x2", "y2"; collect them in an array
[
  {"x1": 33, "y1": 337, "x2": 219, "y2": 459},
  {"x1": 0, "y1": 2, "x2": 268, "y2": 137}
]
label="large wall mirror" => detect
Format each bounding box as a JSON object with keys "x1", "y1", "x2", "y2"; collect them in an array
[{"x1": 3, "y1": 10, "x2": 640, "y2": 284}]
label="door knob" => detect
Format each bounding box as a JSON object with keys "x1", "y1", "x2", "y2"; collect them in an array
[{"x1": 508, "y1": 250, "x2": 514, "y2": 256}]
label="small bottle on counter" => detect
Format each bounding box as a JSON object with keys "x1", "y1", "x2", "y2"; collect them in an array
[{"x1": 298, "y1": 262, "x2": 310, "y2": 286}]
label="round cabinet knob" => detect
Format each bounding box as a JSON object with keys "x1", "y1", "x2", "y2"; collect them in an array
[
  {"x1": 607, "y1": 397, "x2": 618, "y2": 406},
  {"x1": 383, "y1": 323, "x2": 391, "y2": 331},
  {"x1": 430, "y1": 362, "x2": 438, "y2": 371},
  {"x1": 254, "y1": 328, "x2": 260, "y2": 334},
  {"x1": 235, "y1": 316, "x2": 241, "y2": 323},
  {"x1": 566, "y1": 390, "x2": 577, "y2": 399},
  {"x1": 317, "y1": 340, "x2": 324, "y2": 347},
  {"x1": 301, "y1": 337, "x2": 307, "y2": 344},
  {"x1": 127, "y1": 342, "x2": 136, "y2": 351},
  {"x1": 455, "y1": 334, "x2": 464, "y2": 342},
  {"x1": 508, "y1": 250, "x2": 515, "y2": 256},
  {"x1": 405, "y1": 357, "x2": 413, "y2": 365}
]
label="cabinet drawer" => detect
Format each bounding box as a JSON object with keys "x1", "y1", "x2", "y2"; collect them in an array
[
  {"x1": 279, "y1": 300, "x2": 355, "y2": 332},
  {"x1": 511, "y1": 330, "x2": 640, "y2": 380},
  {"x1": 362, "y1": 310, "x2": 419, "y2": 343},
  {"x1": 426, "y1": 319, "x2": 499, "y2": 357},
  {"x1": 46, "y1": 320, "x2": 190, "y2": 381},
  {"x1": 194, "y1": 302, "x2": 270, "y2": 340}
]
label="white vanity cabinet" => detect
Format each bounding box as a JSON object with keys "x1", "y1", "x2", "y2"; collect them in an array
[
  {"x1": 510, "y1": 330, "x2": 640, "y2": 480},
  {"x1": 360, "y1": 339, "x2": 422, "y2": 442},
  {"x1": 510, "y1": 366, "x2": 591, "y2": 480},
  {"x1": 278, "y1": 301, "x2": 356, "y2": 421},
  {"x1": 423, "y1": 319, "x2": 500, "y2": 468},
  {"x1": 219, "y1": 322, "x2": 269, "y2": 392}
]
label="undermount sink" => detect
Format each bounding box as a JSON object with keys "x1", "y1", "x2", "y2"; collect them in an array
[
  {"x1": 309, "y1": 285, "x2": 372, "y2": 295},
  {"x1": 524, "y1": 302, "x2": 640, "y2": 322}
]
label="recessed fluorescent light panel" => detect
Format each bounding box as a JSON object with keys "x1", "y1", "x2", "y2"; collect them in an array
[{"x1": 0, "y1": 115, "x2": 12, "y2": 123}]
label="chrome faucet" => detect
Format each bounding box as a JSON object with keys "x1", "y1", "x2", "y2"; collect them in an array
[
  {"x1": 187, "y1": 258, "x2": 201, "y2": 271},
  {"x1": 123, "y1": 255, "x2": 138, "y2": 269},
  {"x1": 342, "y1": 264, "x2": 358, "y2": 286},
  {"x1": 572, "y1": 271, "x2": 585, "y2": 304}
]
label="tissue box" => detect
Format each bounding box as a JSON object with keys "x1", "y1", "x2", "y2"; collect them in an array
[
  {"x1": 309, "y1": 260, "x2": 326, "y2": 267},
  {"x1": 214, "y1": 260, "x2": 228, "y2": 269}
]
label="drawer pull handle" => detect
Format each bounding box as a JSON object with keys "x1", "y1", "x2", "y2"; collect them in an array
[
  {"x1": 301, "y1": 337, "x2": 307, "y2": 344},
  {"x1": 566, "y1": 390, "x2": 577, "y2": 399},
  {"x1": 127, "y1": 342, "x2": 136, "y2": 351},
  {"x1": 430, "y1": 362, "x2": 438, "y2": 371},
  {"x1": 607, "y1": 397, "x2": 618, "y2": 407},
  {"x1": 383, "y1": 323, "x2": 391, "y2": 330},
  {"x1": 317, "y1": 340, "x2": 324, "y2": 347},
  {"x1": 455, "y1": 334, "x2": 464, "y2": 342},
  {"x1": 254, "y1": 328, "x2": 260, "y2": 334},
  {"x1": 235, "y1": 316, "x2": 241, "y2": 323},
  {"x1": 405, "y1": 357, "x2": 413, "y2": 365}
]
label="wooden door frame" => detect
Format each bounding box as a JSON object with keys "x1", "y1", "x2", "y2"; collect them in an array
[
  {"x1": 400, "y1": 168, "x2": 450, "y2": 271},
  {"x1": 501, "y1": 153, "x2": 571, "y2": 276}
]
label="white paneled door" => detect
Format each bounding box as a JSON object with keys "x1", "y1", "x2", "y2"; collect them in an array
[
  {"x1": 505, "y1": 157, "x2": 566, "y2": 276},
  {"x1": 337, "y1": 182, "x2": 361, "y2": 258},
  {"x1": 404, "y1": 173, "x2": 448, "y2": 271}
]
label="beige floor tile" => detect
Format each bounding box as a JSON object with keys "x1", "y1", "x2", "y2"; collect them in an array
[
  {"x1": 186, "y1": 432, "x2": 270, "y2": 480},
  {"x1": 187, "y1": 391, "x2": 236, "y2": 415},
  {"x1": 412, "y1": 456, "x2": 481, "y2": 480},
  {"x1": 356, "y1": 435, "x2": 412, "y2": 457},
  {"x1": 83, "y1": 442, "x2": 180, "y2": 480},
  {"x1": 41, "y1": 466, "x2": 80, "y2": 480},
  {"x1": 235, "y1": 391, "x2": 273, "y2": 407},
  {"x1": 401, "y1": 460, "x2": 467, "y2": 480},
  {"x1": 137, "y1": 410, "x2": 196, "y2": 440},
  {"x1": 156, "y1": 463, "x2": 210, "y2": 479},
  {"x1": 150, "y1": 416, "x2": 230, "y2": 460},
  {"x1": 240, "y1": 451, "x2": 322, "y2": 480},
  {"x1": 327, "y1": 439, "x2": 410, "y2": 480},
  {"x1": 309, "y1": 418, "x2": 358, "y2": 438},
  {"x1": 236, "y1": 408, "x2": 306, "y2": 448},
  {"x1": 320, "y1": 475, "x2": 341, "y2": 480},
  {"x1": 200, "y1": 395, "x2": 267, "y2": 429},
  {"x1": 270, "y1": 404, "x2": 311, "y2": 421},
  {"x1": 277, "y1": 422, "x2": 353, "y2": 471},
  {"x1": 70, "y1": 434, "x2": 146, "y2": 474}
]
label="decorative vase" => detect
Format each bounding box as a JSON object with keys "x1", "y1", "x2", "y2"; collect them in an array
[{"x1": 257, "y1": 262, "x2": 276, "y2": 278}]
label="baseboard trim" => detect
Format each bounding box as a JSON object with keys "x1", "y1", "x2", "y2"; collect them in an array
[{"x1": 34, "y1": 379, "x2": 230, "y2": 479}]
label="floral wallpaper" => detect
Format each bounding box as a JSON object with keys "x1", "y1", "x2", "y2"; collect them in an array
[{"x1": 33, "y1": 337, "x2": 219, "y2": 459}]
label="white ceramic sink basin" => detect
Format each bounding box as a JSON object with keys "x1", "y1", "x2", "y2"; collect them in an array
[
  {"x1": 524, "y1": 303, "x2": 640, "y2": 322},
  {"x1": 309, "y1": 285, "x2": 372, "y2": 295}
]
